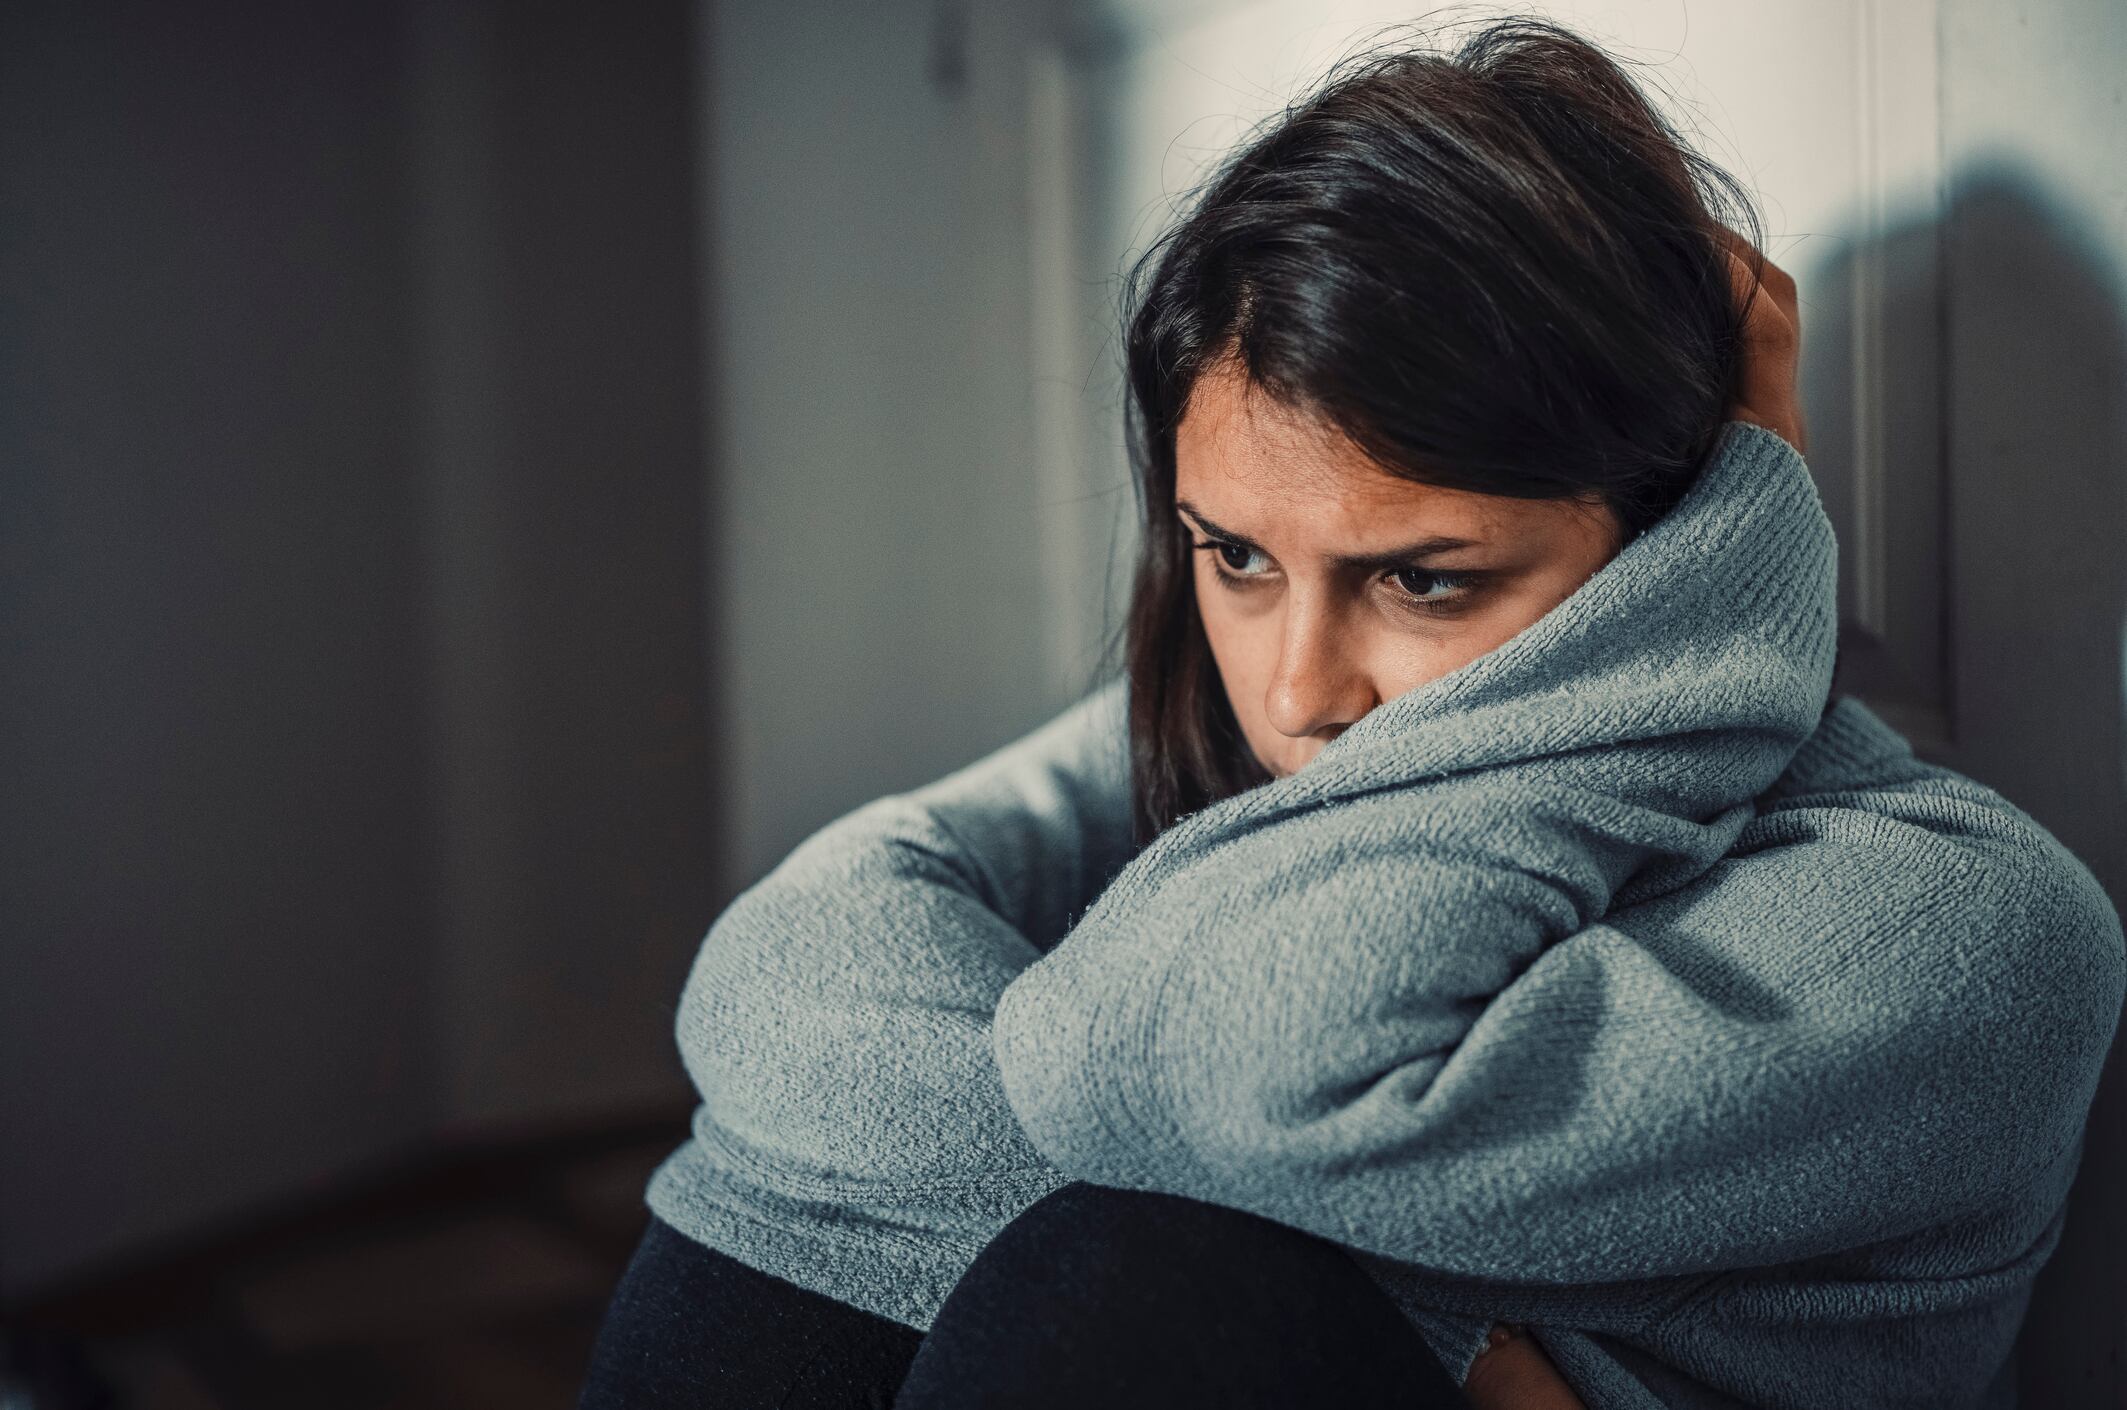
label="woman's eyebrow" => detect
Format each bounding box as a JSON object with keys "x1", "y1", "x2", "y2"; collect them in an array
[{"x1": 1174, "y1": 499, "x2": 1482, "y2": 570}]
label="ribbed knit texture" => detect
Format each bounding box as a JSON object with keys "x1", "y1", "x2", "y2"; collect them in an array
[{"x1": 647, "y1": 421, "x2": 2124, "y2": 1409}]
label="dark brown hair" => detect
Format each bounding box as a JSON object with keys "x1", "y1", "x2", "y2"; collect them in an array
[{"x1": 1101, "y1": 14, "x2": 1771, "y2": 847}]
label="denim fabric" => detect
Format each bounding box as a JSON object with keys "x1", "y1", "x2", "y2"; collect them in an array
[
  {"x1": 581, "y1": 1182, "x2": 1471, "y2": 1409},
  {"x1": 579, "y1": 1213, "x2": 921, "y2": 1410}
]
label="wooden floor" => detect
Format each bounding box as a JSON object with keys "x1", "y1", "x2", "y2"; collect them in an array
[{"x1": 4, "y1": 1116, "x2": 686, "y2": 1410}]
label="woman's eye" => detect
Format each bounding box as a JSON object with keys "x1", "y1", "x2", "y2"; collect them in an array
[
  {"x1": 1388, "y1": 567, "x2": 1482, "y2": 615},
  {"x1": 1190, "y1": 535, "x2": 1482, "y2": 618},
  {"x1": 1392, "y1": 568, "x2": 1455, "y2": 602},
  {"x1": 1191, "y1": 538, "x2": 1270, "y2": 579}
]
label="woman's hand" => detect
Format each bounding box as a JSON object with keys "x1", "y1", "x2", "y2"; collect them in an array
[
  {"x1": 1464, "y1": 1322, "x2": 1588, "y2": 1410},
  {"x1": 1716, "y1": 225, "x2": 1808, "y2": 458}
]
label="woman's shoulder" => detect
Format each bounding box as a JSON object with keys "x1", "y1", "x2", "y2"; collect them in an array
[
  {"x1": 1763, "y1": 697, "x2": 2102, "y2": 868},
  {"x1": 1745, "y1": 693, "x2": 2124, "y2": 1004}
]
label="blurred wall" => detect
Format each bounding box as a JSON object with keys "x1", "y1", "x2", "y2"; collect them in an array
[
  {"x1": 0, "y1": 0, "x2": 715, "y2": 1297},
  {"x1": 407, "y1": 0, "x2": 715, "y2": 1135},
  {"x1": 1938, "y1": 0, "x2": 2127, "y2": 1402},
  {"x1": 700, "y1": 0, "x2": 1090, "y2": 889}
]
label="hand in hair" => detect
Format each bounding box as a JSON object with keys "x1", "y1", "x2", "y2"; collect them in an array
[
  {"x1": 1718, "y1": 225, "x2": 1809, "y2": 458},
  {"x1": 1466, "y1": 231, "x2": 1795, "y2": 1410}
]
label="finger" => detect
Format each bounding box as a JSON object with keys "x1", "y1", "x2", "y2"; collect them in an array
[
  {"x1": 1712, "y1": 223, "x2": 1800, "y2": 333},
  {"x1": 1755, "y1": 254, "x2": 1799, "y2": 329},
  {"x1": 1738, "y1": 276, "x2": 1798, "y2": 355}
]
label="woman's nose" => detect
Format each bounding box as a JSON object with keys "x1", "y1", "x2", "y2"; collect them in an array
[{"x1": 1262, "y1": 596, "x2": 1374, "y2": 740}]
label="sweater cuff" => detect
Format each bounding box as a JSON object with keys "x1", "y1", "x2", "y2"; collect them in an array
[{"x1": 644, "y1": 1136, "x2": 1035, "y2": 1333}]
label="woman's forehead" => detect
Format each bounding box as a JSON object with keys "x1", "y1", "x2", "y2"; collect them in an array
[{"x1": 1175, "y1": 366, "x2": 1514, "y2": 543}]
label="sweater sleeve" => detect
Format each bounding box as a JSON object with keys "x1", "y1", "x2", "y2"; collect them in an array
[
  {"x1": 671, "y1": 674, "x2": 1136, "y2": 1210},
  {"x1": 989, "y1": 725, "x2": 2126, "y2": 1290}
]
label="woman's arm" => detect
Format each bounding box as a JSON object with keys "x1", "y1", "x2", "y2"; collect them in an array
[
  {"x1": 663, "y1": 672, "x2": 1580, "y2": 1382},
  {"x1": 670, "y1": 674, "x2": 1137, "y2": 1208},
  {"x1": 990, "y1": 700, "x2": 2126, "y2": 1300}
]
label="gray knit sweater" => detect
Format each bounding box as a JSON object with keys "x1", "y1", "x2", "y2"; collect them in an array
[{"x1": 646, "y1": 421, "x2": 2124, "y2": 1408}]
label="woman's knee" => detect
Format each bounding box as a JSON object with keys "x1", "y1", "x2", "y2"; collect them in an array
[
  {"x1": 580, "y1": 1216, "x2": 921, "y2": 1410},
  {"x1": 972, "y1": 1179, "x2": 1372, "y2": 1292},
  {"x1": 931, "y1": 1178, "x2": 1412, "y2": 1350},
  {"x1": 896, "y1": 1183, "x2": 1468, "y2": 1409}
]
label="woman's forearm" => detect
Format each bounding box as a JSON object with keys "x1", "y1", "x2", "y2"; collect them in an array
[{"x1": 670, "y1": 677, "x2": 1136, "y2": 1210}]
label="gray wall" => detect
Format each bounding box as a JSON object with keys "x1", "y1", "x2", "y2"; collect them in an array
[
  {"x1": 409, "y1": 0, "x2": 718, "y2": 1134},
  {"x1": 0, "y1": 0, "x2": 715, "y2": 1296},
  {"x1": 1938, "y1": 0, "x2": 2127, "y2": 1402},
  {"x1": 701, "y1": 0, "x2": 1086, "y2": 890}
]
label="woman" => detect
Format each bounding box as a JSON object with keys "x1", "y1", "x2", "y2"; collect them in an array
[{"x1": 581, "y1": 17, "x2": 2122, "y2": 1410}]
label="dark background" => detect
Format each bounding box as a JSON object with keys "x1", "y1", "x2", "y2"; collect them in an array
[{"x1": 3, "y1": 1, "x2": 716, "y2": 1402}]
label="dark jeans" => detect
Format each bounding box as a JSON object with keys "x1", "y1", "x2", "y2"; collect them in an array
[{"x1": 578, "y1": 1180, "x2": 1474, "y2": 1409}]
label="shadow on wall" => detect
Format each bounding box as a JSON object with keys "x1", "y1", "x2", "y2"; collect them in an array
[
  {"x1": 1947, "y1": 162, "x2": 2127, "y2": 1410},
  {"x1": 1799, "y1": 158, "x2": 2127, "y2": 1405}
]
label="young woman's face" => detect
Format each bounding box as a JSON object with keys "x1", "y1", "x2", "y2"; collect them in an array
[{"x1": 1175, "y1": 360, "x2": 1629, "y2": 780}]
